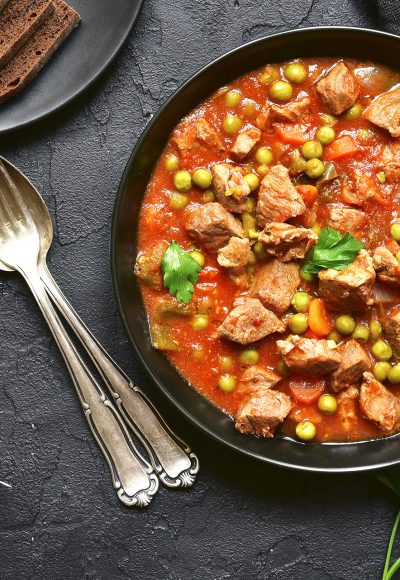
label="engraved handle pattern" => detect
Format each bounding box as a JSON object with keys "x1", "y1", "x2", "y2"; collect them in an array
[{"x1": 40, "y1": 264, "x2": 199, "y2": 488}]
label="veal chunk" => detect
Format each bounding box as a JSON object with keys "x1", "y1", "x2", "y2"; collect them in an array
[
  {"x1": 277, "y1": 336, "x2": 341, "y2": 375},
  {"x1": 217, "y1": 237, "x2": 250, "y2": 287},
  {"x1": 173, "y1": 118, "x2": 225, "y2": 152},
  {"x1": 218, "y1": 298, "x2": 286, "y2": 345},
  {"x1": 270, "y1": 96, "x2": 311, "y2": 121},
  {"x1": 237, "y1": 366, "x2": 281, "y2": 396},
  {"x1": 316, "y1": 62, "x2": 359, "y2": 115},
  {"x1": 231, "y1": 127, "x2": 261, "y2": 159},
  {"x1": 326, "y1": 205, "x2": 366, "y2": 234},
  {"x1": 318, "y1": 250, "x2": 376, "y2": 312},
  {"x1": 360, "y1": 372, "x2": 400, "y2": 434},
  {"x1": 258, "y1": 222, "x2": 317, "y2": 262},
  {"x1": 211, "y1": 163, "x2": 250, "y2": 213},
  {"x1": 256, "y1": 165, "x2": 306, "y2": 227},
  {"x1": 235, "y1": 389, "x2": 291, "y2": 438},
  {"x1": 377, "y1": 142, "x2": 400, "y2": 182},
  {"x1": 185, "y1": 202, "x2": 245, "y2": 252},
  {"x1": 337, "y1": 386, "x2": 359, "y2": 434},
  {"x1": 330, "y1": 340, "x2": 371, "y2": 392},
  {"x1": 340, "y1": 168, "x2": 381, "y2": 206},
  {"x1": 363, "y1": 87, "x2": 400, "y2": 137},
  {"x1": 373, "y1": 247, "x2": 400, "y2": 284},
  {"x1": 385, "y1": 309, "x2": 400, "y2": 359},
  {"x1": 249, "y1": 259, "x2": 300, "y2": 316}
]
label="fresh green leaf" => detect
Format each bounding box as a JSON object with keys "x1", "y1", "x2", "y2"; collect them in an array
[
  {"x1": 161, "y1": 241, "x2": 201, "y2": 304},
  {"x1": 303, "y1": 227, "x2": 364, "y2": 274}
]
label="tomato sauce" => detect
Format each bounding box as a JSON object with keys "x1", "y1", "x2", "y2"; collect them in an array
[{"x1": 136, "y1": 57, "x2": 400, "y2": 443}]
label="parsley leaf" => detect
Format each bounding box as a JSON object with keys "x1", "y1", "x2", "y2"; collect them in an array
[
  {"x1": 303, "y1": 227, "x2": 364, "y2": 274},
  {"x1": 161, "y1": 241, "x2": 202, "y2": 304}
]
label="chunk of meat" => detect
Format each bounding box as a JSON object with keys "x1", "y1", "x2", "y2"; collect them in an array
[
  {"x1": 337, "y1": 386, "x2": 359, "y2": 433},
  {"x1": 340, "y1": 168, "x2": 381, "y2": 206},
  {"x1": 211, "y1": 163, "x2": 250, "y2": 213},
  {"x1": 377, "y1": 142, "x2": 400, "y2": 182},
  {"x1": 235, "y1": 389, "x2": 291, "y2": 438},
  {"x1": 325, "y1": 205, "x2": 366, "y2": 234},
  {"x1": 277, "y1": 336, "x2": 341, "y2": 375},
  {"x1": 255, "y1": 108, "x2": 270, "y2": 130},
  {"x1": 256, "y1": 165, "x2": 306, "y2": 227},
  {"x1": 258, "y1": 222, "x2": 317, "y2": 262},
  {"x1": 363, "y1": 86, "x2": 400, "y2": 137},
  {"x1": 330, "y1": 340, "x2": 371, "y2": 392},
  {"x1": 318, "y1": 250, "x2": 376, "y2": 312},
  {"x1": 173, "y1": 118, "x2": 225, "y2": 152},
  {"x1": 360, "y1": 372, "x2": 400, "y2": 433},
  {"x1": 185, "y1": 202, "x2": 245, "y2": 252},
  {"x1": 217, "y1": 237, "x2": 250, "y2": 287},
  {"x1": 270, "y1": 96, "x2": 311, "y2": 121},
  {"x1": 237, "y1": 366, "x2": 281, "y2": 396},
  {"x1": 385, "y1": 309, "x2": 400, "y2": 359},
  {"x1": 373, "y1": 246, "x2": 400, "y2": 284},
  {"x1": 218, "y1": 298, "x2": 286, "y2": 345},
  {"x1": 249, "y1": 259, "x2": 300, "y2": 316},
  {"x1": 231, "y1": 126, "x2": 261, "y2": 159},
  {"x1": 316, "y1": 62, "x2": 359, "y2": 115}
]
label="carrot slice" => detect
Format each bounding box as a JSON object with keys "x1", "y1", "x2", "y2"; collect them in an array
[
  {"x1": 288, "y1": 377, "x2": 326, "y2": 404},
  {"x1": 324, "y1": 135, "x2": 358, "y2": 160},
  {"x1": 274, "y1": 124, "x2": 311, "y2": 144},
  {"x1": 308, "y1": 298, "x2": 334, "y2": 336},
  {"x1": 297, "y1": 184, "x2": 318, "y2": 206}
]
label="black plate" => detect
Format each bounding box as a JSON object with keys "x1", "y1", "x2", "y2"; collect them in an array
[
  {"x1": 112, "y1": 27, "x2": 400, "y2": 472},
  {"x1": 0, "y1": 0, "x2": 143, "y2": 134}
]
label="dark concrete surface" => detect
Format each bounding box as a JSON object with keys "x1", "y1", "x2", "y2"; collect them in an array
[{"x1": 0, "y1": 1, "x2": 398, "y2": 578}]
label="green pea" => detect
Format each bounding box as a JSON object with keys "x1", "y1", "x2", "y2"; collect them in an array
[
  {"x1": 319, "y1": 113, "x2": 337, "y2": 126},
  {"x1": 369, "y1": 320, "x2": 382, "y2": 341},
  {"x1": 248, "y1": 251, "x2": 257, "y2": 265},
  {"x1": 317, "y1": 394, "x2": 337, "y2": 415},
  {"x1": 335, "y1": 315, "x2": 356, "y2": 335},
  {"x1": 372, "y1": 339, "x2": 393, "y2": 361},
  {"x1": 305, "y1": 158, "x2": 325, "y2": 179},
  {"x1": 242, "y1": 213, "x2": 258, "y2": 239},
  {"x1": 164, "y1": 154, "x2": 180, "y2": 171},
  {"x1": 291, "y1": 291, "x2": 311, "y2": 313},
  {"x1": 288, "y1": 313, "x2": 309, "y2": 334},
  {"x1": 220, "y1": 356, "x2": 234, "y2": 371},
  {"x1": 255, "y1": 147, "x2": 273, "y2": 165},
  {"x1": 169, "y1": 193, "x2": 188, "y2": 210},
  {"x1": 388, "y1": 364, "x2": 400, "y2": 384},
  {"x1": 269, "y1": 81, "x2": 293, "y2": 102},
  {"x1": 300, "y1": 265, "x2": 316, "y2": 282},
  {"x1": 173, "y1": 170, "x2": 192, "y2": 192},
  {"x1": 351, "y1": 323, "x2": 370, "y2": 342},
  {"x1": 202, "y1": 190, "x2": 215, "y2": 203},
  {"x1": 259, "y1": 65, "x2": 279, "y2": 85},
  {"x1": 377, "y1": 171, "x2": 386, "y2": 184},
  {"x1": 239, "y1": 349, "x2": 259, "y2": 365},
  {"x1": 391, "y1": 223, "x2": 400, "y2": 241},
  {"x1": 253, "y1": 241, "x2": 268, "y2": 259},
  {"x1": 301, "y1": 140, "x2": 323, "y2": 160},
  {"x1": 192, "y1": 314, "x2": 209, "y2": 331},
  {"x1": 289, "y1": 156, "x2": 307, "y2": 175},
  {"x1": 358, "y1": 128, "x2": 374, "y2": 141},
  {"x1": 245, "y1": 197, "x2": 255, "y2": 213},
  {"x1": 312, "y1": 223, "x2": 322, "y2": 236},
  {"x1": 225, "y1": 89, "x2": 241, "y2": 107},
  {"x1": 344, "y1": 103, "x2": 362, "y2": 120},
  {"x1": 223, "y1": 115, "x2": 243, "y2": 134},
  {"x1": 327, "y1": 330, "x2": 341, "y2": 343},
  {"x1": 296, "y1": 420, "x2": 316, "y2": 441},
  {"x1": 191, "y1": 349, "x2": 205, "y2": 361},
  {"x1": 316, "y1": 126, "x2": 336, "y2": 145},
  {"x1": 257, "y1": 164, "x2": 269, "y2": 178},
  {"x1": 189, "y1": 250, "x2": 205, "y2": 267},
  {"x1": 244, "y1": 173, "x2": 260, "y2": 192},
  {"x1": 373, "y1": 361, "x2": 391, "y2": 382},
  {"x1": 218, "y1": 374, "x2": 236, "y2": 393},
  {"x1": 192, "y1": 168, "x2": 212, "y2": 189},
  {"x1": 284, "y1": 62, "x2": 308, "y2": 84}
]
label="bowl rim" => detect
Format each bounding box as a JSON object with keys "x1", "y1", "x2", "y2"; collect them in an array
[{"x1": 111, "y1": 25, "x2": 400, "y2": 473}]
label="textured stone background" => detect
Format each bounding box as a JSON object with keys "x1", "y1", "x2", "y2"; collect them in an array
[{"x1": 0, "y1": 0, "x2": 398, "y2": 578}]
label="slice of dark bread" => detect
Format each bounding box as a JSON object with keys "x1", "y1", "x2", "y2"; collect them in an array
[
  {"x1": 0, "y1": 0, "x2": 10, "y2": 13},
  {"x1": 0, "y1": 0, "x2": 56, "y2": 68},
  {"x1": 0, "y1": 0, "x2": 80, "y2": 104}
]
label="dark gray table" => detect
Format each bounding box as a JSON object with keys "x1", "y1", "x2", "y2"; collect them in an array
[{"x1": 0, "y1": 1, "x2": 397, "y2": 578}]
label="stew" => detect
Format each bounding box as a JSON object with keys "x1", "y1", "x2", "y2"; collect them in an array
[{"x1": 135, "y1": 57, "x2": 400, "y2": 443}]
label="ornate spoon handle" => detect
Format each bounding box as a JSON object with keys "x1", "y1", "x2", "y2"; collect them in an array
[
  {"x1": 23, "y1": 266, "x2": 159, "y2": 506},
  {"x1": 40, "y1": 264, "x2": 199, "y2": 488}
]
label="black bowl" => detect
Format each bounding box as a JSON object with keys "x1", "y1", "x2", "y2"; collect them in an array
[{"x1": 112, "y1": 26, "x2": 400, "y2": 472}]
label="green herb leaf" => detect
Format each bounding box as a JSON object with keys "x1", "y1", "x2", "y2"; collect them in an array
[
  {"x1": 161, "y1": 241, "x2": 201, "y2": 304},
  {"x1": 303, "y1": 227, "x2": 364, "y2": 274}
]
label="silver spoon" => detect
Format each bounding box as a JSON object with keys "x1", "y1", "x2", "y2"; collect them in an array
[{"x1": 0, "y1": 157, "x2": 199, "y2": 489}]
